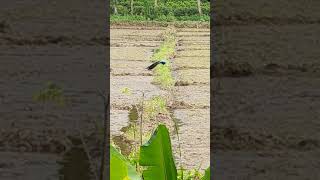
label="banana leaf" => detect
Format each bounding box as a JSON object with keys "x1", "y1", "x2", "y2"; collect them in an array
[
  {"x1": 139, "y1": 124, "x2": 177, "y2": 180},
  {"x1": 201, "y1": 167, "x2": 210, "y2": 180},
  {"x1": 110, "y1": 145, "x2": 141, "y2": 180}
]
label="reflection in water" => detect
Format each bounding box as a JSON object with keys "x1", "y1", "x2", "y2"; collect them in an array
[{"x1": 58, "y1": 138, "x2": 92, "y2": 180}]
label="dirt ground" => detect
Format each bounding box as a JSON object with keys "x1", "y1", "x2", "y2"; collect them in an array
[
  {"x1": 171, "y1": 28, "x2": 210, "y2": 171},
  {"x1": 110, "y1": 26, "x2": 171, "y2": 152},
  {"x1": 110, "y1": 27, "x2": 167, "y2": 110},
  {"x1": 0, "y1": 0, "x2": 105, "y2": 179},
  {"x1": 213, "y1": 2, "x2": 320, "y2": 179},
  {"x1": 110, "y1": 26, "x2": 211, "y2": 171}
]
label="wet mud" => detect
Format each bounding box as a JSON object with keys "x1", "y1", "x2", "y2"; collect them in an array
[
  {"x1": 0, "y1": 0, "x2": 105, "y2": 179},
  {"x1": 213, "y1": 2, "x2": 320, "y2": 178},
  {"x1": 110, "y1": 27, "x2": 171, "y2": 155},
  {"x1": 110, "y1": 27, "x2": 210, "y2": 171},
  {"x1": 171, "y1": 28, "x2": 210, "y2": 171}
]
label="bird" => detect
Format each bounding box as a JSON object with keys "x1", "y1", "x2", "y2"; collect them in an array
[{"x1": 146, "y1": 59, "x2": 167, "y2": 70}]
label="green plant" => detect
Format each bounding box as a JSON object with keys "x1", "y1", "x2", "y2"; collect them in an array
[
  {"x1": 33, "y1": 81, "x2": 67, "y2": 122},
  {"x1": 142, "y1": 0, "x2": 156, "y2": 20},
  {"x1": 111, "y1": 15, "x2": 147, "y2": 22},
  {"x1": 202, "y1": 167, "x2": 210, "y2": 180},
  {"x1": 151, "y1": 36, "x2": 175, "y2": 62},
  {"x1": 110, "y1": 124, "x2": 210, "y2": 180},
  {"x1": 167, "y1": 12, "x2": 177, "y2": 22},
  {"x1": 33, "y1": 81, "x2": 66, "y2": 107},
  {"x1": 110, "y1": 0, "x2": 210, "y2": 22},
  {"x1": 178, "y1": 168, "x2": 202, "y2": 180},
  {"x1": 150, "y1": 30, "x2": 176, "y2": 89},
  {"x1": 121, "y1": 87, "x2": 132, "y2": 95},
  {"x1": 110, "y1": 145, "x2": 141, "y2": 180},
  {"x1": 139, "y1": 124, "x2": 177, "y2": 179},
  {"x1": 154, "y1": 63, "x2": 175, "y2": 89},
  {"x1": 144, "y1": 96, "x2": 169, "y2": 120}
]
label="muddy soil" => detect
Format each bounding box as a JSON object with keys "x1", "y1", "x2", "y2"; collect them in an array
[
  {"x1": 110, "y1": 27, "x2": 211, "y2": 172},
  {"x1": 0, "y1": 152, "x2": 60, "y2": 180},
  {"x1": 171, "y1": 28, "x2": 210, "y2": 171},
  {"x1": 213, "y1": 9, "x2": 320, "y2": 179},
  {"x1": 110, "y1": 28, "x2": 167, "y2": 108},
  {"x1": 110, "y1": 27, "x2": 173, "y2": 151},
  {"x1": 0, "y1": 46, "x2": 104, "y2": 180},
  {"x1": 111, "y1": 76, "x2": 168, "y2": 109},
  {"x1": 0, "y1": 0, "x2": 105, "y2": 179},
  {"x1": 215, "y1": 0, "x2": 320, "y2": 25}
]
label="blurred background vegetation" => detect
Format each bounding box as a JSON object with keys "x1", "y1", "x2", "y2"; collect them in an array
[{"x1": 110, "y1": 0, "x2": 210, "y2": 22}]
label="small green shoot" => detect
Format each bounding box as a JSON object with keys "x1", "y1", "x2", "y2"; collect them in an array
[
  {"x1": 144, "y1": 96, "x2": 169, "y2": 120},
  {"x1": 121, "y1": 87, "x2": 132, "y2": 95},
  {"x1": 33, "y1": 81, "x2": 66, "y2": 107},
  {"x1": 154, "y1": 63, "x2": 175, "y2": 88}
]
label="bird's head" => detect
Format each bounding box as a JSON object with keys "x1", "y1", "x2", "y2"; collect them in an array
[{"x1": 159, "y1": 59, "x2": 167, "y2": 65}]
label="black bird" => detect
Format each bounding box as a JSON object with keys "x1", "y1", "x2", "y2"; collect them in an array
[{"x1": 146, "y1": 60, "x2": 167, "y2": 70}]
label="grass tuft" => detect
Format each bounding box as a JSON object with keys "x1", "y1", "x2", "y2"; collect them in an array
[
  {"x1": 154, "y1": 64, "x2": 175, "y2": 88},
  {"x1": 151, "y1": 29, "x2": 176, "y2": 89},
  {"x1": 151, "y1": 35, "x2": 175, "y2": 62},
  {"x1": 144, "y1": 96, "x2": 169, "y2": 120}
]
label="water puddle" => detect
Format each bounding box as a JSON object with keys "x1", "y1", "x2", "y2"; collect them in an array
[{"x1": 57, "y1": 137, "x2": 92, "y2": 180}]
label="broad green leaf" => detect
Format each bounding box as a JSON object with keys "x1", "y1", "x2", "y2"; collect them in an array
[
  {"x1": 139, "y1": 124, "x2": 177, "y2": 180},
  {"x1": 201, "y1": 167, "x2": 210, "y2": 180},
  {"x1": 110, "y1": 145, "x2": 141, "y2": 180}
]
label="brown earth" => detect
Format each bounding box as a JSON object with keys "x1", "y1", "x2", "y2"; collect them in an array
[
  {"x1": 110, "y1": 27, "x2": 211, "y2": 172},
  {"x1": 0, "y1": 0, "x2": 106, "y2": 179},
  {"x1": 213, "y1": 2, "x2": 320, "y2": 179},
  {"x1": 110, "y1": 27, "x2": 174, "y2": 153},
  {"x1": 171, "y1": 28, "x2": 210, "y2": 171}
]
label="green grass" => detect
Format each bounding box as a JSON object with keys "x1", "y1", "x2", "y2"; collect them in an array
[
  {"x1": 144, "y1": 96, "x2": 169, "y2": 120},
  {"x1": 33, "y1": 81, "x2": 66, "y2": 107},
  {"x1": 111, "y1": 125, "x2": 210, "y2": 180},
  {"x1": 111, "y1": 15, "x2": 147, "y2": 22},
  {"x1": 123, "y1": 124, "x2": 152, "y2": 143},
  {"x1": 176, "y1": 15, "x2": 210, "y2": 22},
  {"x1": 111, "y1": 15, "x2": 210, "y2": 22},
  {"x1": 151, "y1": 38, "x2": 175, "y2": 62},
  {"x1": 111, "y1": 16, "x2": 210, "y2": 28},
  {"x1": 151, "y1": 30, "x2": 176, "y2": 89},
  {"x1": 110, "y1": 0, "x2": 210, "y2": 22},
  {"x1": 154, "y1": 64, "x2": 175, "y2": 89},
  {"x1": 121, "y1": 87, "x2": 132, "y2": 95}
]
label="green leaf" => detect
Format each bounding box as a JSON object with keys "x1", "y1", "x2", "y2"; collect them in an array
[
  {"x1": 201, "y1": 167, "x2": 210, "y2": 180},
  {"x1": 139, "y1": 124, "x2": 177, "y2": 180},
  {"x1": 121, "y1": 87, "x2": 132, "y2": 95},
  {"x1": 110, "y1": 145, "x2": 142, "y2": 180}
]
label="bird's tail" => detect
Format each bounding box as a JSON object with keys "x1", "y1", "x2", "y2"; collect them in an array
[{"x1": 146, "y1": 61, "x2": 160, "y2": 70}]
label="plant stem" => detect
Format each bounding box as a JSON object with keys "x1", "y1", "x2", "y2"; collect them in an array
[
  {"x1": 140, "y1": 92, "x2": 145, "y2": 146},
  {"x1": 130, "y1": 0, "x2": 134, "y2": 15},
  {"x1": 132, "y1": 105, "x2": 138, "y2": 171},
  {"x1": 77, "y1": 119, "x2": 99, "y2": 180},
  {"x1": 197, "y1": 0, "x2": 202, "y2": 16},
  {"x1": 98, "y1": 92, "x2": 109, "y2": 180}
]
